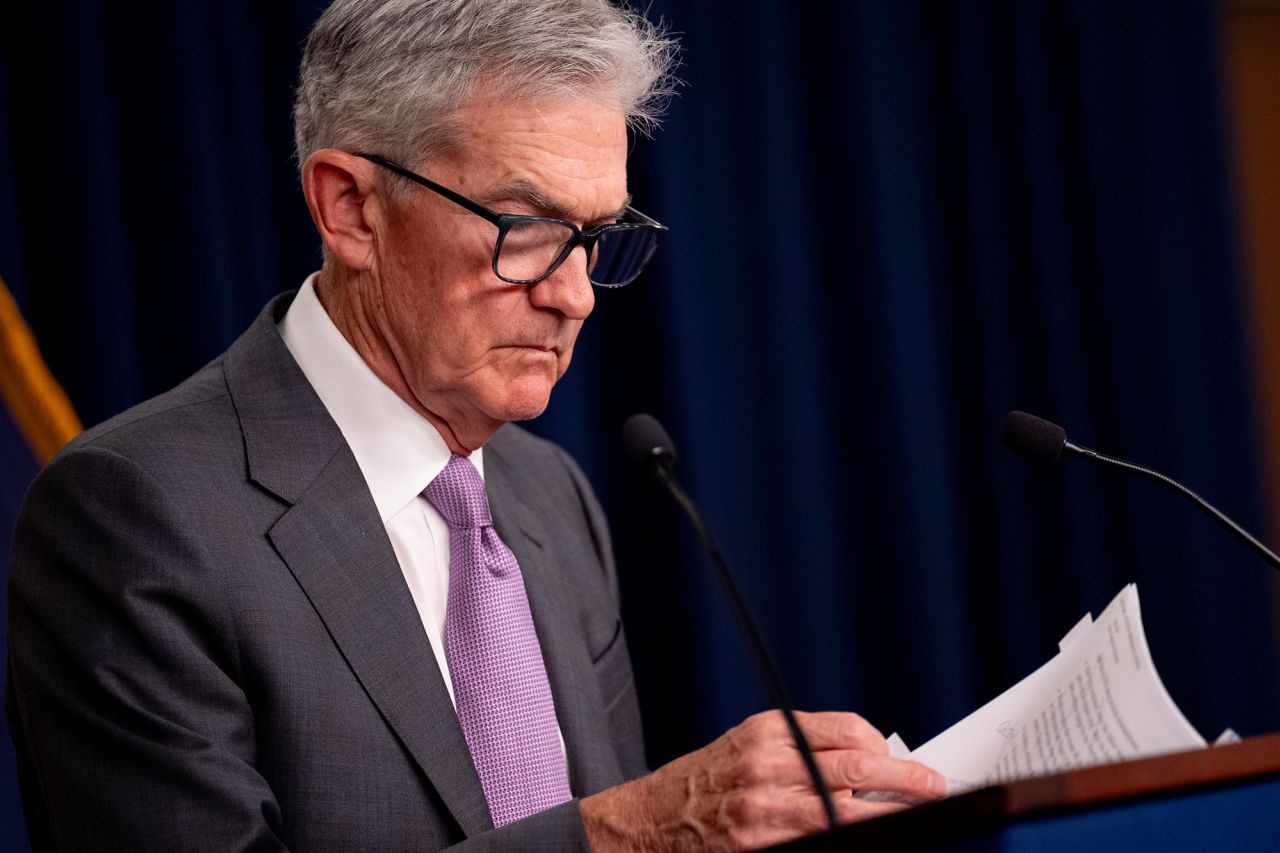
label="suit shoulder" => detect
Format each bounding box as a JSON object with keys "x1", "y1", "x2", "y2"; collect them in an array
[
  {"x1": 60, "y1": 292, "x2": 295, "y2": 466},
  {"x1": 51, "y1": 356, "x2": 244, "y2": 492},
  {"x1": 69, "y1": 357, "x2": 229, "y2": 447}
]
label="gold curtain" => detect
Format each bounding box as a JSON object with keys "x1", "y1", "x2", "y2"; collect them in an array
[{"x1": 0, "y1": 277, "x2": 82, "y2": 464}]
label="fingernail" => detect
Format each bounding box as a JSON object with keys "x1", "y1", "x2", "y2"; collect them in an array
[{"x1": 931, "y1": 773, "x2": 949, "y2": 797}]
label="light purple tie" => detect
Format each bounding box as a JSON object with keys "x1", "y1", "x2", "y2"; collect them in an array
[{"x1": 424, "y1": 454, "x2": 572, "y2": 827}]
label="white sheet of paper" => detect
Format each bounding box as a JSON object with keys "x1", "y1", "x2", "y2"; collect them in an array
[
  {"x1": 885, "y1": 732, "x2": 911, "y2": 759},
  {"x1": 896, "y1": 585, "x2": 1206, "y2": 794}
]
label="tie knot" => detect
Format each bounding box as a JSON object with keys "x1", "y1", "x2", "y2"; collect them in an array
[{"x1": 424, "y1": 454, "x2": 492, "y2": 529}]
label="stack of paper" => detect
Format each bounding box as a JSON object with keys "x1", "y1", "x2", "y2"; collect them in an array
[{"x1": 873, "y1": 585, "x2": 1231, "y2": 798}]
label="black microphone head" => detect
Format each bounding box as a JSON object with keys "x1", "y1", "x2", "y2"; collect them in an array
[
  {"x1": 622, "y1": 413, "x2": 677, "y2": 467},
  {"x1": 1000, "y1": 411, "x2": 1068, "y2": 461}
]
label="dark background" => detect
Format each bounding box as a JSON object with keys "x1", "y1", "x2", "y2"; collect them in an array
[{"x1": 4, "y1": 1, "x2": 1279, "y2": 849}]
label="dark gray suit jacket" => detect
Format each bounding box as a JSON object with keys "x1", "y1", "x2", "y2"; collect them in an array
[{"x1": 6, "y1": 293, "x2": 647, "y2": 851}]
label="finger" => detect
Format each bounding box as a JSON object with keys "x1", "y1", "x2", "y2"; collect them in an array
[
  {"x1": 817, "y1": 751, "x2": 947, "y2": 800},
  {"x1": 745, "y1": 710, "x2": 889, "y2": 753},
  {"x1": 775, "y1": 789, "x2": 912, "y2": 840},
  {"x1": 838, "y1": 793, "x2": 913, "y2": 825},
  {"x1": 726, "y1": 786, "x2": 910, "y2": 850}
]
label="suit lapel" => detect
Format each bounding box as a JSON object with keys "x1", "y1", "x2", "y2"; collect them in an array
[
  {"x1": 224, "y1": 295, "x2": 492, "y2": 836},
  {"x1": 485, "y1": 449, "x2": 625, "y2": 796},
  {"x1": 267, "y1": 455, "x2": 491, "y2": 836}
]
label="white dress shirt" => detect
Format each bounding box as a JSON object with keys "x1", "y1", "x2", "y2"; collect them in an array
[{"x1": 279, "y1": 274, "x2": 476, "y2": 706}]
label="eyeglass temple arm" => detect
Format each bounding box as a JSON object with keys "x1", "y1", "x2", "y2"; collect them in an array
[
  {"x1": 351, "y1": 152, "x2": 505, "y2": 227},
  {"x1": 355, "y1": 151, "x2": 666, "y2": 234},
  {"x1": 623, "y1": 205, "x2": 667, "y2": 230}
]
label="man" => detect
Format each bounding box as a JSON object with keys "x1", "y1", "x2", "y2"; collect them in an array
[{"x1": 6, "y1": 1, "x2": 945, "y2": 849}]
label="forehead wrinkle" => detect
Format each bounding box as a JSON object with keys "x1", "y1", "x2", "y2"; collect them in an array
[
  {"x1": 478, "y1": 177, "x2": 632, "y2": 224},
  {"x1": 443, "y1": 90, "x2": 631, "y2": 223}
]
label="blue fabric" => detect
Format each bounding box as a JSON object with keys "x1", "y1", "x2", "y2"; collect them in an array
[
  {"x1": 1, "y1": 30, "x2": 37, "y2": 845},
  {"x1": 1, "y1": 2, "x2": 1277, "y2": 844},
  {"x1": 0, "y1": 405, "x2": 37, "y2": 851}
]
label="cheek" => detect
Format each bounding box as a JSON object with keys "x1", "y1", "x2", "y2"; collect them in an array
[
  {"x1": 383, "y1": 248, "x2": 494, "y2": 356},
  {"x1": 405, "y1": 286, "x2": 526, "y2": 387},
  {"x1": 382, "y1": 206, "x2": 493, "y2": 308}
]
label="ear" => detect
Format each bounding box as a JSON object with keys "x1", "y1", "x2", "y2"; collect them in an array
[{"x1": 302, "y1": 149, "x2": 383, "y2": 270}]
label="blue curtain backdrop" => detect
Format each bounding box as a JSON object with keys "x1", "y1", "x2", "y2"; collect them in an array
[
  {"x1": 0, "y1": 409, "x2": 37, "y2": 850},
  {"x1": 3, "y1": 0, "x2": 1278, "y2": 847}
]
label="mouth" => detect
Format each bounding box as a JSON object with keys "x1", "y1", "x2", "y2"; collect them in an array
[{"x1": 504, "y1": 343, "x2": 560, "y2": 357}]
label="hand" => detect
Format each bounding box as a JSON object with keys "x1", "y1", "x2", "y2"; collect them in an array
[{"x1": 580, "y1": 710, "x2": 946, "y2": 851}]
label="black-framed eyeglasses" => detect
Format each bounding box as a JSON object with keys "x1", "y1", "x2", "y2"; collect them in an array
[{"x1": 353, "y1": 152, "x2": 666, "y2": 288}]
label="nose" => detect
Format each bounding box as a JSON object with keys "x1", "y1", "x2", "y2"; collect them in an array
[{"x1": 529, "y1": 245, "x2": 595, "y2": 320}]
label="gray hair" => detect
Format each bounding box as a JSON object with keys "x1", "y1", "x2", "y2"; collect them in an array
[{"x1": 293, "y1": 0, "x2": 679, "y2": 172}]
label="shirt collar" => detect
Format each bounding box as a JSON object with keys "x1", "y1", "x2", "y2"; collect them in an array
[{"x1": 278, "y1": 273, "x2": 483, "y2": 522}]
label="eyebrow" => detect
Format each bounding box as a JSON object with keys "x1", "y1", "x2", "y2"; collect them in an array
[{"x1": 478, "y1": 179, "x2": 633, "y2": 225}]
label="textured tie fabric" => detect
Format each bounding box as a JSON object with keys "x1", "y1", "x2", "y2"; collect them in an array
[{"x1": 424, "y1": 454, "x2": 572, "y2": 827}]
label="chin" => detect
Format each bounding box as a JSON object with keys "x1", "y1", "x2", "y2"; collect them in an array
[
  {"x1": 489, "y1": 381, "x2": 555, "y2": 423},
  {"x1": 504, "y1": 404, "x2": 551, "y2": 423}
]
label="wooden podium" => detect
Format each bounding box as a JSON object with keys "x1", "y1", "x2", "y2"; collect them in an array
[{"x1": 769, "y1": 733, "x2": 1280, "y2": 851}]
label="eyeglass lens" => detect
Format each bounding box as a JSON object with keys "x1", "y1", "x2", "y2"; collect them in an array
[
  {"x1": 590, "y1": 228, "x2": 661, "y2": 287},
  {"x1": 496, "y1": 220, "x2": 660, "y2": 287}
]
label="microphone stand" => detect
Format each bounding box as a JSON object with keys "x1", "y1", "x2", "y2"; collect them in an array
[
  {"x1": 647, "y1": 452, "x2": 840, "y2": 830},
  {"x1": 1062, "y1": 441, "x2": 1280, "y2": 572}
]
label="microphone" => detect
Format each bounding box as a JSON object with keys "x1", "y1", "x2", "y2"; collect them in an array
[
  {"x1": 622, "y1": 412, "x2": 677, "y2": 474},
  {"x1": 621, "y1": 414, "x2": 839, "y2": 830},
  {"x1": 1000, "y1": 411, "x2": 1280, "y2": 572}
]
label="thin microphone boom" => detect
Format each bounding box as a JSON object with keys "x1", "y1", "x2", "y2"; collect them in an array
[
  {"x1": 1000, "y1": 410, "x2": 1280, "y2": 572},
  {"x1": 622, "y1": 413, "x2": 839, "y2": 830}
]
